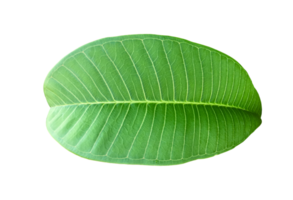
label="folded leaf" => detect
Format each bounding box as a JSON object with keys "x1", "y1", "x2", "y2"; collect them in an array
[{"x1": 44, "y1": 34, "x2": 262, "y2": 165}]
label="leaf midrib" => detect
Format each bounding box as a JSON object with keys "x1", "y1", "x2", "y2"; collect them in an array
[{"x1": 51, "y1": 100, "x2": 257, "y2": 115}]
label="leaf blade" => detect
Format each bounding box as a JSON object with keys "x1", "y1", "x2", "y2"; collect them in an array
[{"x1": 44, "y1": 34, "x2": 262, "y2": 165}]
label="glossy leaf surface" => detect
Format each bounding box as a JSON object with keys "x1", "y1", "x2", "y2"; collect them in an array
[{"x1": 44, "y1": 34, "x2": 262, "y2": 165}]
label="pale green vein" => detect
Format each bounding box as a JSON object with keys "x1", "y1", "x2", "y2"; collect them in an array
[
  {"x1": 218, "y1": 108, "x2": 228, "y2": 149},
  {"x1": 62, "y1": 105, "x2": 90, "y2": 140},
  {"x1": 101, "y1": 45, "x2": 132, "y2": 100},
  {"x1": 181, "y1": 104, "x2": 187, "y2": 158},
  {"x1": 91, "y1": 46, "x2": 96, "y2": 60},
  {"x1": 165, "y1": 77, "x2": 170, "y2": 101},
  {"x1": 204, "y1": 106, "x2": 210, "y2": 154},
  {"x1": 215, "y1": 54, "x2": 221, "y2": 102},
  {"x1": 195, "y1": 105, "x2": 201, "y2": 156},
  {"x1": 244, "y1": 81, "x2": 252, "y2": 108},
  {"x1": 45, "y1": 88, "x2": 66, "y2": 105},
  {"x1": 90, "y1": 105, "x2": 116, "y2": 154},
  {"x1": 232, "y1": 65, "x2": 242, "y2": 105},
  {"x1": 209, "y1": 51, "x2": 214, "y2": 102},
  {"x1": 52, "y1": 106, "x2": 78, "y2": 133},
  {"x1": 191, "y1": 47, "x2": 196, "y2": 102},
  {"x1": 227, "y1": 61, "x2": 235, "y2": 105},
  {"x1": 239, "y1": 75, "x2": 247, "y2": 105},
  {"x1": 48, "y1": 106, "x2": 70, "y2": 124},
  {"x1": 143, "y1": 104, "x2": 157, "y2": 159},
  {"x1": 82, "y1": 51, "x2": 115, "y2": 100},
  {"x1": 221, "y1": 57, "x2": 229, "y2": 103},
  {"x1": 198, "y1": 48, "x2": 204, "y2": 102},
  {"x1": 130, "y1": 79, "x2": 140, "y2": 100},
  {"x1": 120, "y1": 41, "x2": 147, "y2": 100},
  {"x1": 73, "y1": 105, "x2": 105, "y2": 148},
  {"x1": 211, "y1": 107, "x2": 220, "y2": 152},
  {"x1": 72, "y1": 55, "x2": 108, "y2": 101},
  {"x1": 179, "y1": 43, "x2": 189, "y2": 101},
  {"x1": 170, "y1": 104, "x2": 177, "y2": 160},
  {"x1": 225, "y1": 108, "x2": 235, "y2": 147},
  {"x1": 111, "y1": 74, "x2": 127, "y2": 101},
  {"x1": 106, "y1": 104, "x2": 131, "y2": 156},
  {"x1": 156, "y1": 104, "x2": 167, "y2": 159},
  {"x1": 191, "y1": 105, "x2": 196, "y2": 156},
  {"x1": 147, "y1": 75, "x2": 156, "y2": 100},
  {"x1": 231, "y1": 108, "x2": 240, "y2": 144},
  {"x1": 141, "y1": 40, "x2": 162, "y2": 100},
  {"x1": 248, "y1": 109, "x2": 252, "y2": 134},
  {"x1": 52, "y1": 77, "x2": 81, "y2": 102},
  {"x1": 127, "y1": 104, "x2": 148, "y2": 158},
  {"x1": 243, "y1": 86, "x2": 255, "y2": 110},
  {"x1": 47, "y1": 97, "x2": 59, "y2": 107},
  {"x1": 237, "y1": 109, "x2": 246, "y2": 138},
  {"x1": 178, "y1": 77, "x2": 182, "y2": 100},
  {"x1": 161, "y1": 40, "x2": 175, "y2": 101},
  {"x1": 62, "y1": 65, "x2": 96, "y2": 101}
]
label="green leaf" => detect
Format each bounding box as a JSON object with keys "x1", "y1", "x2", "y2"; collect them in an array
[{"x1": 44, "y1": 34, "x2": 262, "y2": 165}]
